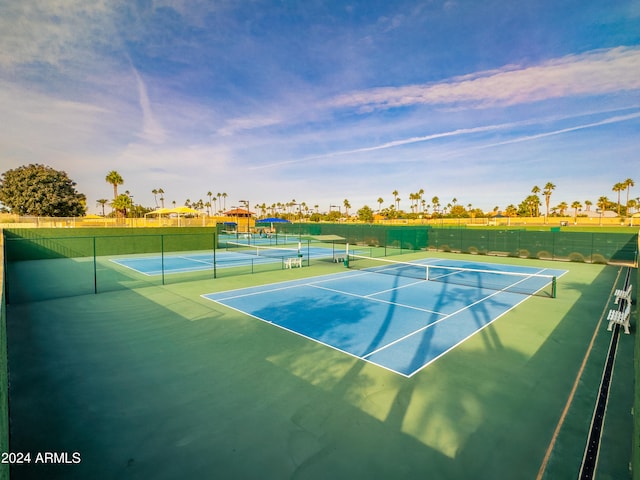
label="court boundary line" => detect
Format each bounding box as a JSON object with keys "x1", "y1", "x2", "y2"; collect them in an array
[
  {"x1": 201, "y1": 295, "x2": 413, "y2": 377},
  {"x1": 309, "y1": 282, "x2": 448, "y2": 316}
]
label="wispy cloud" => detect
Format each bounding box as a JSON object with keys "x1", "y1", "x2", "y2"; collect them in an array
[
  {"x1": 248, "y1": 108, "x2": 640, "y2": 170},
  {"x1": 218, "y1": 115, "x2": 284, "y2": 136},
  {"x1": 130, "y1": 66, "x2": 166, "y2": 144},
  {"x1": 328, "y1": 47, "x2": 640, "y2": 112},
  {"x1": 0, "y1": 1, "x2": 113, "y2": 68},
  {"x1": 475, "y1": 111, "x2": 640, "y2": 150}
]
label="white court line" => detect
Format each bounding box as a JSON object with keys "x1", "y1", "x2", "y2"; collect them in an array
[{"x1": 309, "y1": 283, "x2": 446, "y2": 316}]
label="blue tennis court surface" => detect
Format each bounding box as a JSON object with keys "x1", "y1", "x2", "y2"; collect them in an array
[
  {"x1": 110, "y1": 244, "x2": 341, "y2": 276},
  {"x1": 203, "y1": 258, "x2": 567, "y2": 376}
]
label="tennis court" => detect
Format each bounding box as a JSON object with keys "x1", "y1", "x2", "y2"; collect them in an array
[
  {"x1": 203, "y1": 257, "x2": 566, "y2": 376},
  {"x1": 109, "y1": 241, "x2": 346, "y2": 276}
]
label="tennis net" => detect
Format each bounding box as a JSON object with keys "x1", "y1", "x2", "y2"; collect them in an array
[
  {"x1": 226, "y1": 241, "x2": 301, "y2": 259},
  {"x1": 347, "y1": 254, "x2": 557, "y2": 298}
]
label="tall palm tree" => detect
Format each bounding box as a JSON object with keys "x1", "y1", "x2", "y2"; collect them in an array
[
  {"x1": 207, "y1": 191, "x2": 213, "y2": 216},
  {"x1": 343, "y1": 199, "x2": 351, "y2": 217},
  {"x1": 377, "y1": 197, "x2": 384, "y2": 212},
  {"x1": 571, "y1": 201, "x2": 582, "y2": 222},
  {"x1": 96, "y1": 199, "x2": 109, "y2": 216},
  {"x1": 105, "y1": 171, "x2": 123, "y2": 201},
  {"x1": 158, "y1": 188, "x2": 165, "y2": 208},
  {"x1": 584, "y1": 199, "x2": 592, "y2": 211},
  {"x1": 392, "y1": 190, "x2": 399, "y2": 211},
  {"x1": 431, "y1": 196, "x2": 440, "y2": 215},
  {"x1": 152, "y1": 189, "x2": 159, "y2": 208},
  {"x1": 612, "y1": 182, "x2": 624, "y2": 216},
  {"x1": 222, "y1": 192, "x2": 228, "y2": 211},
  {"x1": 531, "y1": 185, "x2": 541, "y2": 216},
  {"x1": 543, "y1": 182, "x2": 556, "y2": 222},
  {"x1": 624, "y1": 178, "x2": 635, "y2": 215},
  {"x1": 418, "y1": 188, "x2": 425, "y2": 213}
]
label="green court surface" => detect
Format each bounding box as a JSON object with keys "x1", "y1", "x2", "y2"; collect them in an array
[{"x1": 4, "y1": 252, "x2": 636, "y2": 479}]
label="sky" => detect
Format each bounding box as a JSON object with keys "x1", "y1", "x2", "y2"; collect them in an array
[{"x1": 0, "y1": 0, "x2": 639, "y2": 215}]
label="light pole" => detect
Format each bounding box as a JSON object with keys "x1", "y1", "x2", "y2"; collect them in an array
[{"x1": 240, "y1": 200, "x2": 250, "y2": 242}]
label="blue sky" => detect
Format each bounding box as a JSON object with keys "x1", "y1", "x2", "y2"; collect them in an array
[{"x1": 0, "y1": 0, "x2": 639, "y2": 214}]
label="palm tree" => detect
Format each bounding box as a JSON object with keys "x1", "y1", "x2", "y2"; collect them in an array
[
  {"x1": 584, "y1": 199, "x2": 592, "y2": 211},
  {"x1": 222, "y1": 192, "x2": 228, "y2": 211},
  {"x1": 105, "y1": 171, "x2": 123, "y2": 201},
  {"x1": 571, "y1": 201, "x2": 582, "y2": 222},
  {"x1": 612, "y1": 182, "x2": 624, "y2": 216},
  {"x1": 557, "y1": 201, "x2": 568, "y2": 216},
  {"x1": 207, "y1": 191, "x2": 213, "y2": 216},
  {"x1": 152, "y1": 189, "x2": 159, "y2": 208},
  {"x1": 96, "y1": 199, "x2": 109, "y2": 216},
  {"x1": 408, "y1": 193, "x2": 417, "y2": 213},
  {"x1": 377, "y1": 197, "x2": 384, "y2": 212},
  {"x1": 624, "y1": 178, "x2": 635, "y2": 215},
  {"x1": 431, "y1": 196, "x2": 440, "y2": 215},
  {"x1": 531, "y1": 185, "x2": 541, "y2": 216},
  {"x1": 418, "y1": 188, "x2": 425, "y2": 213},
  {"x1": 597, "y1": 196, "x2": 609, "y2": 225},
  {"x1": 158, "y1": 188, "x2": 165, "y2": 208},
  {"x1": 525, "y1": 195, "x2": 540, "y2": 217},
  {"x1": 111, "y1": 194, "x2": 133, "y2": 218},
  {"x1": 392, "y1": 190, "x2": 399, "y2": 211},
  {"x1": 543, "y1": 182, "x2": 556, "y2": 222},
  {"x1": 343, "y1": 199, "x2": 351, "y2": 217}
]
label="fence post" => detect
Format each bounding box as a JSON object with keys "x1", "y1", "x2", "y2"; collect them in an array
[{"x1": 93, "y1": 236, "x2": 97, "y2": 294}]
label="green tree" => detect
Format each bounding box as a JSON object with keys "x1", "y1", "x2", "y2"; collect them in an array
[
  {"x1": 357, "y1": 205, "x2": 374, "y2": 223},
  {"x1": 377, "y1": 197, "x2": 384, "y2": 212},
  {"x1": 0, "y1": 164, "x2": 86, "y2": 216},
  {"x1": 111, "y1": 193, "x2": 133, "y2": 218},
  {"x1": 105, "y1": 170, "x2": 123, "y2": 201}
]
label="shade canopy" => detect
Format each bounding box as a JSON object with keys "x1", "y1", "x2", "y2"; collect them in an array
[
  {"x1": 145, "y1": 208, "x2": 173, "y2": 216},
  {"x1": 256, "y1": 217, "x2": 291, "y2": 223}
]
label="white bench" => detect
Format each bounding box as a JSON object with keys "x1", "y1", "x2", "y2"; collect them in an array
[
  {"x1": 607, "y1": 303, "x2": 631, "y2": 334},
  {"x1": 285, "y1": 257, "x2": 302, "y2": 269},
  {"x1": 614, "y1": 284, "x2": 633, "y2": 304}
]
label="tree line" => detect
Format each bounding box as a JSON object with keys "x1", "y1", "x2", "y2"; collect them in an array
[{"x1": 0, "y1": 164, "x2": 636, "y2": 222}]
